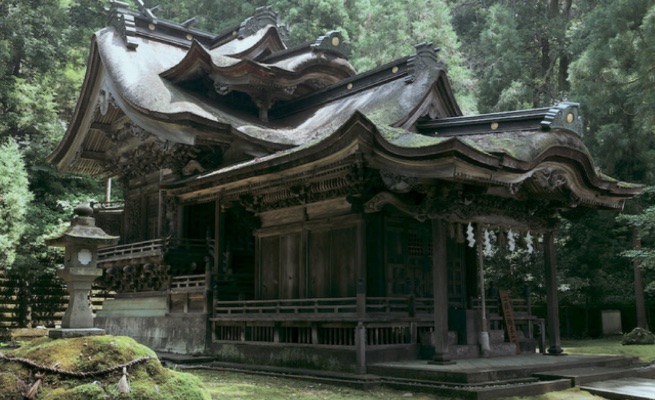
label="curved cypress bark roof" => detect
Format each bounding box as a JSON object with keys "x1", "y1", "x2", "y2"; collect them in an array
[{"x1": 48, "y1": 3, "x2": 640, "y2": 211}]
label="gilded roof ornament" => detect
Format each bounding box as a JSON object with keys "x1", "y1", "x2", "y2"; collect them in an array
[{"x1": 311, "y1": 31, "x2": 351, "y2": 58}]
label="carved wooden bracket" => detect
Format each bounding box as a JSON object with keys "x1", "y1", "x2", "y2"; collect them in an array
[{"x1": 364, "y1": 189, "x2": 558, "y2": 229}]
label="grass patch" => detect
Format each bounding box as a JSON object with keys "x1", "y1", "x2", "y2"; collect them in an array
[
  {"x1": 191, "y1": 369, "x2": 447, "y2": 400},
  {"x1": 562, "y1": 337, "x2": 655, "y2": 362},
  {"x1": 191, "y1": 369, "x2": 610, "y2": 400},
  {"x1": 502, "y1": 387, "x2": 607, "y2": 400}
]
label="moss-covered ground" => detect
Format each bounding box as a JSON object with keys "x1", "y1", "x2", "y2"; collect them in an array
[
  {"x1": 188, "y1": 337, "x2": 654, "y2": 400},
  {"x1": 191, "y1": 369, "x2": 609, "y2": 400},
  {"x1": 3, "y1": 336, "x2": 651, "y2": 399},
  {"x1": 0, "y1": 335, "x2": 210, "y2": 399},
  {"x1": 192, "y1": 369, "x2": 446, "y2": 400}
]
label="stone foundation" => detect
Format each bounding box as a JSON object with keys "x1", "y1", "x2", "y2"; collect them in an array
[{"x1": 95, "y1": 293, "x2": 207, "y2": 354}]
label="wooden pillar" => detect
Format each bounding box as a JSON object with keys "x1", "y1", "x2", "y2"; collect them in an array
[
  {"x1": 544, "y1": 230, "x2": 564, "y2": 355},
  {"x1": 429, "y1": 218, "x2": 454, "y2": 364},
  {"x1": 476, "y1": 227, "x2": 490, "y2": 356},
  {"x1": 355, "y1": 322, "x2": 367, "y2": 374},
  {"x1": 105, "y1": 177, "x2": 112, "y2": 202},
  {"x1": 205, "y1": 199, "x2": 224, "y2": 352}
]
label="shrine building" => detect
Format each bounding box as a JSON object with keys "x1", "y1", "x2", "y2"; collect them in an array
[{"x1": 48, "y1": 3, "x2": 640, "y2": 372}]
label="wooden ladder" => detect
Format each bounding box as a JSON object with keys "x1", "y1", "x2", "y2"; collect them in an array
[{"x1": 499, "y1": 290, "x2": 521, "y2": 354}]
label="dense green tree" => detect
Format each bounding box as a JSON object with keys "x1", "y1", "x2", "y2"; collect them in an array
[
  {"x1": 0, "y1": 138, "x2": 32, "y2": 267},
  {"x1": 352, "y1": 0, "x2": 477, "y2": 112},
  {"x1": 0, "y1": 0, "x2": 106, "y2": 326},
  {"x1": 569, "y1": 0, "x2": 655, "y2": 183},
  {"x1": 451, "y1": 0, "x2": 578, "y2": 112},
  {"x1": 146, "y1": 0, "x2": 477, "y2": 112},
  {"x1": 449, "y1": 0, "x2": 655, "y2": 329},
  {"x1": 567, "y1": 1, "x2": 655, "y2": 328}
]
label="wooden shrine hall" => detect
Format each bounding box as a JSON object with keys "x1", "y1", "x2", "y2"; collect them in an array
[{"x1": 48, "y1": 3, "x2": 640, "y2": 372}]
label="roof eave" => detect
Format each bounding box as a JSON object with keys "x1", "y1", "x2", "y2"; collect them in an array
[{"x1": 48, "y1": 37, "x2": 104, "y2": 172}]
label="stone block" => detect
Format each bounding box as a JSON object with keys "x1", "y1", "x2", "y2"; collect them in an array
[{"x1": 49, "y1": 328, "x2": 106, "y2": 339}]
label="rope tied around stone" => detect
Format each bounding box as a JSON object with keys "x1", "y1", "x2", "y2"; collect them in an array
[{"x1": 0, "y1": 353, "x2": 154, "y2": 378}]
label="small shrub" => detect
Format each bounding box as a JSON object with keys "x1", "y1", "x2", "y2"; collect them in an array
[{"x1": 622, "y1": 327, "x2": 655, "y2": 345}]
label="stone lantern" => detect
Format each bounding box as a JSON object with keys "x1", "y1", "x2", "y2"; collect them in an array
[{"x1": 46, "y1": 203, "x2": 119, "y2": 338}]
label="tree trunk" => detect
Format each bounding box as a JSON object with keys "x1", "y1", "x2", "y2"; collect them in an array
[{"x1": 633, "y1": 227, "x2": 648, "y2": 329}]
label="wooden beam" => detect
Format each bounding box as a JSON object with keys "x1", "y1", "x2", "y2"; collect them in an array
[
  {"x1": 90, "y1": 122, "x2": 112, "y2": 132},
  {"x1": 80, "y1": 150, "x2": 108, "y2": 162}
]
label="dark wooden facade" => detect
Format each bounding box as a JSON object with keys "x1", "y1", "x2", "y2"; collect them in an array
[{"x1": 49, "y1": 4, "x2": 640, "y2": 370}]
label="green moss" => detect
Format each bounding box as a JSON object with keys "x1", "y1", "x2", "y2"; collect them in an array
[
  {"x1": 622, "y1": 327, "x2": 655, "y2": 345},
  {"x1": 46, "y1": 383, "x2": 109, "y2": 400},
  {"x1": 375, "y1": 124, "x2": 450, "y2": 148},
  {"x1": 157, "y1": 371, "x2": 211, "y2": 400},
  {"x1": 0, "y1": 335, "x2": 210, "y2": 400},
  {"x1": 9, "y1": 336, "x2": 156, "y2": 372},
  {"x1": 0, "y1": 372, "x2": 23, "y2": 400}
]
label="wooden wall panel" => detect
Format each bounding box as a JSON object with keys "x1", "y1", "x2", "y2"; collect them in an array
[
  {"x1": 308, "y1": 229, "x2": 330, "y2": 298},
  {"x1": 256, "y1": 215, "x2": 364, "y2": 300},
  {"x1": 260, "y1": 236, "x2": 280, "y2": 299},
  {"x1": 365, "y1": 214, "x2": 385, "y2": 296},
  {"x1": 279, "y1": 233, "x2": 301, "y2": 299},
  {"x1": 330, "y1": 226, "x2": 357, "y2": 297}
]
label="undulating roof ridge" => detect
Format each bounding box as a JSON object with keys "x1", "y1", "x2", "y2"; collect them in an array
[{"x1": 163, "y1": 111, "x2": 640, "y2": 211}]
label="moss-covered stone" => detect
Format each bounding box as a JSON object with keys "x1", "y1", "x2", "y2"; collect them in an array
[
  {"x1": 46, "y1": 383, "x2": 108, "y2": 400},
  {"x1": 622, "y1": 327, "x2": 655, "y2": 345},
  {"x1": 0, "y1": 335, "x2": 210, "y2": 400}
]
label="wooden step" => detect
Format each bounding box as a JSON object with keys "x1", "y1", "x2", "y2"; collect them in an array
[
  {"x1": 581, "y1": 377, "x2": 655, "y2": 400},
  {"x1": 534, "y1": 366, "x2": 650, "y2": 386}
]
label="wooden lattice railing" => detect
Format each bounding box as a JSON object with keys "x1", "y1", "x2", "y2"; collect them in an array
[
  {"x1": 97, "y1": 238, "x2": 213, "y2": 264},
  {"x1": 214, "y1": 297, "x2": 358, "y2": 316},
  {"x1": 98, "y1": 238, "x2": 165, "y2": 262},
  {"x1": 91, "y1": 201, "x2": 125, "y2": 210},
  {"x1": 213, "y1": 297, "x2": 437, "y2": 320},
  {"x1": 212, "y1": 319, "x2": 430, "y2": 347},
  {"x1": 170, "y1": 275, "x2": 206, "y2": 292},
  {"x1": 211, "y1": 295, "x2": 541, "y2": 348}
]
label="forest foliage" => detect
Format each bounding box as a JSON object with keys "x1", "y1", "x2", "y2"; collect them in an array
[{"x1": 1, "y1": 0, "x2": 655, "y2": 330}]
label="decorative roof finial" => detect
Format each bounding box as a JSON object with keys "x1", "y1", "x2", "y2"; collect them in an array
[
  {"x1": 136, "y1": 0, "x2": 158, "y2": 22},
  {"x1": 541, "y1": 102, "x2": 583, "y2": 137},
  {"x1": 238, "y1": 6, "x2": 279, "y2": 39},
  {"x1": 405, "y1": 42, "x2": 441, "y2": 84},
  {"x1": 311, "y1": 31, "x2": 351, "y2": 58},
  {"x1": 108, "y1": 1, "x2": 139, "y2": 50},
  {"x1": 181, "y1": 17, "x2": 198, "y2": 29}
]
